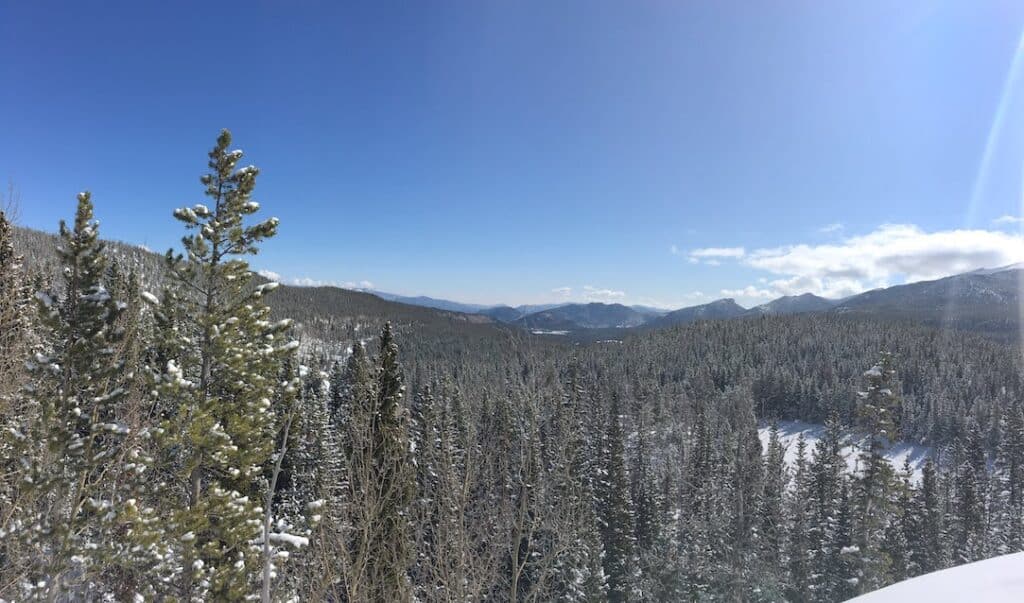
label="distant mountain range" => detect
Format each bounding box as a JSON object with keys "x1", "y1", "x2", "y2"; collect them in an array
[
  {"x1": 12, "y1": 223, "x2": 1024, "y2": 343},
  {"x1": 368, "y1": 265, "x2": 1024, "y2": 341}
]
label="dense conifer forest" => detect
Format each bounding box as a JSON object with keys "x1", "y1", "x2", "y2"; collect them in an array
[{"x1": 4, "y1": 131, "x2": 1024, "y2": 601}]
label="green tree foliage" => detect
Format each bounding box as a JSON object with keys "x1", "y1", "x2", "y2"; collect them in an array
[
  {"x1": 148, "y1": 130, "x2": 298, "y2": 599},
  {"x1": 6, "y1": 193, "x2": 134, "y2": 599}
]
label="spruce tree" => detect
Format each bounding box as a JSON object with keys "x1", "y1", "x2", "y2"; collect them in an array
[
  {"x1": 910, "y1": 459, "x2": 946, "y2": 574},
  {"x1": 341, "y1": 324, "x2": 415, "y2": 601},
  {"x1": 0, "y1": 209, "x2": 29, "y2": 563},
  {"x1": 149, "y1": 130, "x2": 298, "y2": 599},
  {"x1": 785, "y1": 433, "x2": 812, "y2": 602},
  {"x1": 853, "y1": 352, "x2": 900, "y2": 594},
  {"x1": 7, "y1": 193, "x2": 133, "y2": 599},
  {"x1": 758, "y1": 421, "x2": 788, "y2": 599},
  {"x1": 599, "y1": 393, "x2": 638, "y2": 602}
]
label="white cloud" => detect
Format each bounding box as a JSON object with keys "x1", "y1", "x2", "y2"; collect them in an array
[
  {"x1": 690, "y1": 246, "x2": 746, "y2": 259},
  {"x1": 731, "y1": 223, "x2": 1024, "y2": 299},
  {"x1": 283, "y1": 276, "x2": 375, "y2": 290},
  {"x1": 582, "y1": 285, "x2": 626, "y2": 302},
  {"x1": 721, "y1": 286, "x2": 775, "y2": 299},
  {"x1": 551, "y1": 286, "x2": 572, "y2": 298},
  {"x1": 257, "y1": 269, "x2": 282, "y2": 281},
  {"x1": 819, "y1": 222, "x2": 844, "y2": 234},
  {"x1": 994, "y1": 215, "x2": 1024, "y2": 225}
]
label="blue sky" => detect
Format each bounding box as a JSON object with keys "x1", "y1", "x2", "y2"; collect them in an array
[{"x1": 4, "y1": 1, "x2": 1024, "y2": 308}]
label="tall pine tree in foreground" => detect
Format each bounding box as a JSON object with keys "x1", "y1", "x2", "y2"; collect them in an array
[
  {"x1": 149, "y1": 130, "x2": 298, "y2": 599},
  {"x1": 7, "y1": 193, "x2": 132, "y2": 599}
]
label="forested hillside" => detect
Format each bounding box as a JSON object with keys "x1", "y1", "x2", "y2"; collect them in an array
[{"x1": 4, "y1": 131, "x2": 1024, "y2": 601}]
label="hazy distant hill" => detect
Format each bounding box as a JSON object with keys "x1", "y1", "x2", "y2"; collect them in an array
[
  {"x1": 515, "y1": 302, "x2": 649, "y2": 330},
  {"x1": 747, "y1": 293, "x2": 835, "y2": 316},
  {"x1": 371, "y1": 292, "x2": 491, "y2": 314},
  {"x1": 649, "y1": 298, "x2": 748, "y2": 328},
  {"x1": 834, "y1": 267, "x2": 1022, "y2": 341}
]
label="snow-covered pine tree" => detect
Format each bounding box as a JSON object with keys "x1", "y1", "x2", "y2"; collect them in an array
[
  {"x1": 340, "y1": 323, "x2": 415, "y2": 601},
  {"x1": 149, "y1": 129, "x2": 298, "y2": 599},
  {"x1": 852, "y1": 352, "x2": 900, "y2": 594},
  {"x1": 0, "y1": 209, "x2": 28, "y2": 409},
  {"x1": 542, "y1": 364, "x2": 606, "y2": 602},
  {"x1": 724, "y1": 390, "x2": 764, "y2": 601},
  {"x1": 808, "y1": 411, "x2": 845, "y2": 599},
  {"x1": 598, "y1": 392, "x2": 639, "y2": 602},
  {"x1": 367, "y1": 322, "x2": 415, "y2": 601},
  {"x1": 785, "y1": 433, "x2": 813, "y2": 602},
  {"x1": 909, "y1": 459, "x2": 946, "y2": 574},
  {"x1": 950, "y1": 422, "x2": 988, "y2": 564},
  {"x1": 7, "y1": 193, "x2": 133, "y2": 599},
  {"x1": 988, "y1": 399, "x2": 1024, "y2": 555},
  {"x1": 0, "y1": 209, "x2": 30, "y2": 561},
  {"x1": 881, "y1": 459, "x2": 914, "y2": 583},
  {"x1": 758, "y1": 421, "x2": 788, "y2": 600}
]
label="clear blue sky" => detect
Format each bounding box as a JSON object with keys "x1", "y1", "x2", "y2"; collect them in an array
[{"x1": 4, "y1": 1, "x2": 1024, "y2": 308}]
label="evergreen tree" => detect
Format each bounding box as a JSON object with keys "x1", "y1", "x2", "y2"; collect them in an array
[
  {"x1": 910, "y1": 459, "x2": 946, "y2": 574},
  {"x1": 988, "y1": 399, "x2": 1024, "y2": 555},
  {"x1": 0, "y1": 209, "x2": 28, "y2": 406},
  {"x1": 950, "y1": 423, "x2": 988, "y2": 563},
  {"x1": 342, "y1": 323, "x2": 415, "y2": 601},
  {"x1": 599, "y1": 393, "x2": 638, "y2": 602},
  {"x1": 0, "y1": 209, "x2": 30, "y2": 567},
  {"x1": 7, "y1": 193, "x2": 134, "y2": 599},
  {"x1": 808, "y1": 411, "x2": 845, "y2": 599},
  {"x1": 852, "y1": 352, "x2": 900, "y2": 594},
  {"x1": 758, "y1": 421, "x2": 788, "y2": 599},
  {"x1": 149, "y1": 130, "x2": 298, "y2": 599},
  {"x1": 786, "y1": 433, "x2": 812, "y2": 602},
  {"x1": 882, "y1": 460, "x2": 913, "y2": 583}
]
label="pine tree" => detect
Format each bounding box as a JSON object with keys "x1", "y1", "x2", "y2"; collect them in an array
[
  {"x1": 910, "y1": 459, "x2": 946, "y2": 574},
  {"x1": 341, "y1": 323, "x2": 415, "y2": 601},
  {"x1": 149, "y1": 130, "x2": 298, "y2": 599},
  {"x1": 852, "y1": 352, "x2": 900, "y2": 594},
  {"x1": 599, "y1": 393, "x2": 638, "y2": 602},
  {"x1": 786, "y1": 433, "x2": 813, "y2": 602},
  {"x1": 0, "y1": 209, "x2": 30, "y2": 565},
  {"x1": 543, "y1": 366, "x2": 606, "y2": 602},
  {"x1": 758, "y1": 421, "x2": 788, "y2": 600},
  {"x1": 808, "y1": 411, "x2": 845, "y2": 598},
  {"x1": 7, "y1": 193, "x2": 133, "y2": 599},
  {"x1": 0, "y1": 209, "x2": 28, "y2": 407},
  {"x1": 989, "y1": 399, "x2": 1024, "y2": 555},
  {"x1": 882, "y1": 460, "x2": 913, "y2": 583},
  {"x1": 950, "y1": 423, "x2": 988, "y2": 564}
]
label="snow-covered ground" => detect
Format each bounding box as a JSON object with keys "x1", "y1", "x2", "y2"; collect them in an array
[
  {"x1": 757, "y1": 420, "x2": 932, "y2": 482},
  {"x1": 846, "y1": 551, "x2": 1024, "y2": 602}
]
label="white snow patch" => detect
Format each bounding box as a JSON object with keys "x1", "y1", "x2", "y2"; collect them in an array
[
  {"x1": 758, "y1": 420, "x2": 932, "y2": 483},
  {"x1": 847, "y1": 552, "x2": 1024, "y2": 602}
]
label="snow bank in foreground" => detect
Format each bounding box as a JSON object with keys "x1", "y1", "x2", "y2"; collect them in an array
[
  {"x1": 846, "y1": 552, "x2": 1024, "y2": 602},
  {"x1": 757, "y1": 420, "x2": 932, "y2": 482}
]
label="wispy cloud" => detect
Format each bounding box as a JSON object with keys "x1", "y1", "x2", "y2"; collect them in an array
[
  {"x1": 993, "y1": 215, "x2": 1024, "y2": 225},
  {"x1": 551, "y1": 286, "x2": 573, "y2": 298},
  {"x1": 582, "y1": 285, "x2": 626, "y2": 301},
  {"x1": 715, "y1": 223, "x2": 1024, "y2": 300},
  {"x1": 268, "y1": 273, "x2": 376, "y2": 290},
  {"x1": 818, "y1": 222, "x2": 844, "y2": 234},
  {"x1": 720, "y1": 285, "x2": 774, "y2": 299},
  {"x1": 687, "y1": 246, "x2": 745, "y2": 265},
  {"x1": 690, "y1": 246, "x2": 745, "y2": 259}
]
